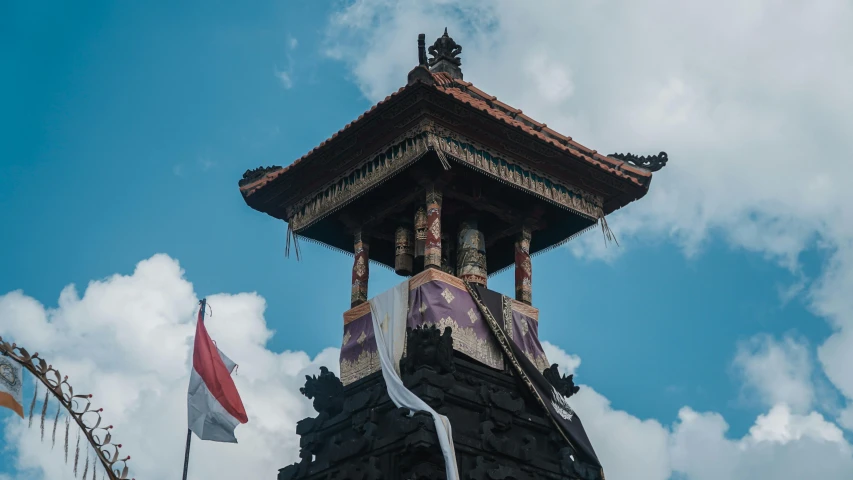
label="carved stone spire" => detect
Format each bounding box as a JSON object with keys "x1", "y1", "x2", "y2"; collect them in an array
[{"x1": 428, "y1": 28, "x2": 463, "y2": 79}]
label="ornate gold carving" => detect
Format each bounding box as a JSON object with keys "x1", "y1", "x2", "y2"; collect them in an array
[
  {"x1": 503, "y1": 296, "x2": 514, "y2": 341},
  {"x1": 521, "y1": 258, "x2": 532, "y2": 275},
  {"x1": 425, "y1": 186, "x2": 443, "y2": 205},
  {"x1": 340, "y1": 348, "x2": 380, "y2": 386},
  {"x1": 431, "y1": 316, "x2": 503, "y2": 370},
  {"x1": 463, "y1": 283, "x2": 578, "y2": 450},
  {"x1": 429, "y1": 218, "x2": 441, "y2": 240},
  {"x1": 287, "y1": 124, "x2": 434, "y2": 231},
  {"x1": 285, "y1": 120, "x2": 604, "y2": 234},
  {"x1": 430, "y1": 128, "x2": 604, "y2": 220},
  {"x1": 355, "y1": 256, "x2": 367, "y2": 277}
]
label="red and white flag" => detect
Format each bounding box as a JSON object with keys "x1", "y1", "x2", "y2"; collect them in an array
[{"x1": 187, "y1": 300, "x2": 248, "y2": 443}]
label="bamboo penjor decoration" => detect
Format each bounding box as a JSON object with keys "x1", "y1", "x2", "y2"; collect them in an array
[{"x1": 0, "y1": 336, "x2": 135, "y2": 480}]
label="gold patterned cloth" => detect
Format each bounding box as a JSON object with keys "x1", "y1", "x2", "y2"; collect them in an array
[{"x1": 340, "y1": 270, "x2": 550, "y2": 386}]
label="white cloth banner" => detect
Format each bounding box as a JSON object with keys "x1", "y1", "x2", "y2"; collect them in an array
[{"x1": 369, "y1": 281, "x2": 459, "y2": 480}]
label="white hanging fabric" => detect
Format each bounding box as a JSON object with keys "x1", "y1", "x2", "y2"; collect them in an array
[{"x1": 368, "y1": 281, "x2": 459, "y2": 480}]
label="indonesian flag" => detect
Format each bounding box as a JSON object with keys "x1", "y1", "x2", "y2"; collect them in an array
[{"x1": 187, "y1": 300, "x2": 248, "y2": 443}]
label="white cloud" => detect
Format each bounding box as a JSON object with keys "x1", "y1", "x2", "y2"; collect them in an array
[
  {"x1": 2, "y1": 255, "x2": 853, "y2": 479},
  {"x1": 0, "y1": 254, "x2": 336, "y2": 480},
  {"x1": 275, "y1": 35, "x2": 298, "y2": 89},
  {"x1": 571, "y1": 386, "x2": 672, "y2": 480},
  {"x1": 671, "y1": 405, "x2": 853, "y2": 480},
  {"x1": 323, "y1": 0, "x2": 853, "y2": 435},
  {"x1": 733, "y1": 334, "x2": 815, "y2": 412},
  {"x1": 274, "y1": 68, "x2": 293, "y2": 89},
  {"x1": 541, "y1": 341, "x2": 581, "y2": 375}
]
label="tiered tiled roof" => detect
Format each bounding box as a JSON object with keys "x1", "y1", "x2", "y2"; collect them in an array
[{"x1": 239, "y1": 71, "x2": 651, "y2": 198}]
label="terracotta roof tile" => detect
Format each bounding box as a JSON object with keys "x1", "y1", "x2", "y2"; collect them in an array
[
  {"x1": 428, "y1": 73, "x2": 649, "y2": 186},
  {"x1": 241, "y1": 70, "x2": 652, "y2": 197},
  {"x1": 491, "y1": 99, "x2": 520, "y2": 114},
  {"x1": 465, "y1": 85, "x2": 496, "y2": 102}
]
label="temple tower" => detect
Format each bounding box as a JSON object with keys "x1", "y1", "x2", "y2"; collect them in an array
[{"x1": 239, "y1": 30, "x2": 667, "y2": 480}]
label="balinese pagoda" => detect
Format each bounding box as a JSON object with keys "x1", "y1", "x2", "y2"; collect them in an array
[{"x1": 239, "y1": 30, "x2": 667, "y2": 480}]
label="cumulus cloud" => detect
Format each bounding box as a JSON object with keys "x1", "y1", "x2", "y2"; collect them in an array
[
  {"x1": 733, "y1": 334, "x2": 815, "y2": 412},
  {"x1": 0, "y1": 254, "x2": 337, "y2": 480},
  {"x1": 324, "y1": 0, "x2": 853, "y2": 434},
  {"x1": 671, "y1": 405, "x2": 853, "y2": 480},
  {"x1": 2, "y1": 255, "x2": 853, "y2": 479},
  {"x1": 541, "y1": 341, "x2": 581, "y2": 376}
]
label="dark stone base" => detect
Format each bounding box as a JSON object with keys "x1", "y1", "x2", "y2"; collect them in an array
[{"x1": 280, "y1": 337, "x2": 601, "y2": 480}]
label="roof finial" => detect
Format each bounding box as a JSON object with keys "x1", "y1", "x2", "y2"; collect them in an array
[
  {"x1": 418, "y1": 34, "x2": 427, "y2": 66},
  {"x1": 428, "y1": 28, "x2": 463, "y2": 80}
]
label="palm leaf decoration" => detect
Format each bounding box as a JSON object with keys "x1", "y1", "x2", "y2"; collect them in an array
[{"x1": 0, "y1": 336, "x2": 136, "y2": 480}]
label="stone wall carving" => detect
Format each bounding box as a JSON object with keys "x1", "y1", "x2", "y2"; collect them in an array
[{"x1": 280, "y1": 354, "x2": 602, "y2": 480}]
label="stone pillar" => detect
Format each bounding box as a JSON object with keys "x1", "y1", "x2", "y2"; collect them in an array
[
  {"x1": 515, "y1": 225, "x2": 533, "y2": 305},
  {"x1": 457, "y1": 219, "x2": 487, "y2": 286},
  {"x1": 414, "y1": 206, "x2": 428, "y2": 259},
  {"x1": 394, "y1": 226, "x2": 414, "y2": 276},
  {"x1": 424, "y1": 186, "x2": 443, "y2": 269},
  {"x1": 351, "y1": 229, "x2": 369, "y2": 307}
]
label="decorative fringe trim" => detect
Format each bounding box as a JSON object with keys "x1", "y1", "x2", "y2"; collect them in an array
[
  {"x1": 488, "y1": 221, "x2": 600, "y2": 277},
  {"x1": 83, "y1": 450, "x2": 90, "y2": 479},
  {"x1": 426, "y1": 133, "x2": 452, "y2": 170},
  {"x1": 598, "y1": 214, "x2": 619, "y2": 247},
  {"x1": 51, "y1": 403, "x2": 60, "y2": 448},
  {"x1": 28, "y1": 382, "x2": 38, "y2": 428},
  {"x1": 40, "y1": 389, "x2": 49, "y2": 440},
  {"x1": 436, "y1": 149, "x2": 452, "y2": 170},
  {"x1": 64, "y1": 415, "x2": 70, "y2": 463},
  {"x1": 74, "y1": 428, "x2": 81, "y2": 476},
  {"x1": 296, "y1": 235, "x2": 397, "y2": 273},
  {"x1": 285, "y1": 223, "x2": 302, "y2": 260}
]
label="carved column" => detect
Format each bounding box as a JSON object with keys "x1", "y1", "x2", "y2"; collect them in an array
[
  {"x1": 351, "y1": 229, "x2": 369, "y2": 307},
  {"x1": 414, "y1": 206, "x2": 428, "y2": 259},
  {"x1": 515, "y1": 225, "x2": 533, "y2": 305},
  {"x1": 394, "y1": 226, "x2": 414, "y2": 276},
  {"x1": 424, "y1": 186, "x2": 443, "y2": 269},
  {"x1": 457, "y1": 219, "x2": 487, "y2": 286}
]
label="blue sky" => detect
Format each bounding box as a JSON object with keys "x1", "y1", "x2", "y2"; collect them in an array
[{"x1": 3, "y1": 2, "x2": 853, "y2": 479}]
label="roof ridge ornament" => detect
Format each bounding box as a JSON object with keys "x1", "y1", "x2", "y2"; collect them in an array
[
  {"x1": 428, "y1": 28, "x2": 463, "y2": 79},
  {"x1": 609, "y1": 151, "x2": 669, "y2": 172}
]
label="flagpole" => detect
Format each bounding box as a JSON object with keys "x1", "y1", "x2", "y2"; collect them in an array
[
  {"x1": 182, "y1": 298, "x2": 206, "y2": 480},
  {"x1": 181, "y1": 428, "x2": 192, "y2": 480}
]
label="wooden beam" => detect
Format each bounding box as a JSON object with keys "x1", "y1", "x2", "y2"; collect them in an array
[
  {"x1": 443, "y1": 190, "x2": 523, "y2": 225},
  {"x1": 337, "y1": 187, "x2": 425, "y2": 234},
  {"x1": 362, "y1": 187, "x2": 425, "y2": 229}
]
